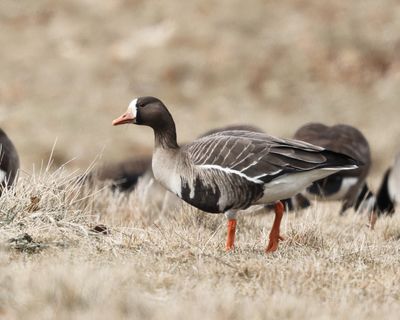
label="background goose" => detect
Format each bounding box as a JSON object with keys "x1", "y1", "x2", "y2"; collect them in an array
[
  {"x1": 279, "y1": 123, "x2": 374, "y2": 215},
  {"x1": 375, "y1": 151, "x2": 400, "y2": 215},
  {"x1": 112, "y1": 97, "x2": 359, "y2": 252},
  {"x1": 83, "y1": 155, "x2": 152, "y2": 192},
  {"x1": 0, "y1": 128, "x2": 20, "y2": 196}
]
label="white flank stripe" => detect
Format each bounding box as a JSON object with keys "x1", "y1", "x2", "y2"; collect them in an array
[
  {"x1": 198, "y1": 164, "x2": 263, "y2": 184},
  {"x1": 253, "y1": 170, "x2": 282, "y2": 180},
  {"x1": 0, "y1": 170, "x2": 6, "y2": 183}
]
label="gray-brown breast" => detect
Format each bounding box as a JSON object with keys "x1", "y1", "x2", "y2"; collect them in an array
[{"x1": 0, "y1": 129, "x2": 20, "y2": 194}]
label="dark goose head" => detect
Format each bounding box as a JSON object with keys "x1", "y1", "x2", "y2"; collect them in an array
[{"x1": 113, "y1": 96, "x2": 178, "y2": 149}]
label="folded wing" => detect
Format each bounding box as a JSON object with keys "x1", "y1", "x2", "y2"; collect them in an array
[{"x1": 184, "y1": 130, "x2": 356, "y2": 184}]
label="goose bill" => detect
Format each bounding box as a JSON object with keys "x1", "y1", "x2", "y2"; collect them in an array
[{"x1": 112, "y1": 111, "x2": 135, "y2": 126}]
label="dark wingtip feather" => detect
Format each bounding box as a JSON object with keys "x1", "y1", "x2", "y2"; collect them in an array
[{"x1": 321, "y1": 149, "x2": 362, "y2": 170}]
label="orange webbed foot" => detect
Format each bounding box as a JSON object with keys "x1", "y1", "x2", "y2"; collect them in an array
[
  {"x1": 265, "y1": 233, "x2": 285, "y2": 253},
  {"x1": 265, "y1": 201, "x2": 285, "y2": 253}
]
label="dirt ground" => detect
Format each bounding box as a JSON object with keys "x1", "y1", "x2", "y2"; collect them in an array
[{"x1": 1, "y1": 1, "x2": 400, "y2": 319}]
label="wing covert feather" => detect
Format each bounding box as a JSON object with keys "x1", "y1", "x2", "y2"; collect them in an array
[{"x1": 183, "y1": 130, "x2": 340, "y2": 183}]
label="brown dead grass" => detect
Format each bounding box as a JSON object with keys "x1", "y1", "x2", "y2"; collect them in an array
[{"x1": 1, "y1": 169, "x2": 400, "y2": 319}]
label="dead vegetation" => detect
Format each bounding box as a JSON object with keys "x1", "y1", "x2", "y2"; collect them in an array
[{"x1": 0, "y1": 168, "x2": 399, "y2": 319}]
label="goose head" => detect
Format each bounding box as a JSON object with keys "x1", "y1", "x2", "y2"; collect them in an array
[
  {"x1": 113, "y1": 96, "x2": 178, "y2": 149},
  {"x1": 112, "y1": 96, "x2": 173, "y2": 130}
]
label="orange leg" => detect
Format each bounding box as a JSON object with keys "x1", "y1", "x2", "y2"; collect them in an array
[
  {"x1": 266, "y1": 201, "x2": 285, "y2": 253},
  {"x1": 226, "y1": 219, "x2": 237, "y2": 251}
]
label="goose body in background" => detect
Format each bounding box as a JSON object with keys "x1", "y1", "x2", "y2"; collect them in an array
[
  {"x1": 0, "y1": 128, "x2": 20, "y2": 196},
  {"x1": 83, "y1": 155, "x2": 152, "y2": 192},
  {"x1": 280, "y1": 123, "x2": 373, "y2": 214},
  {"x1": 113, "y1": 97, "x2": 359, "y2": 252},
  {"x1": 375, "y1": 151, "x2": 400, "y2": 215}
]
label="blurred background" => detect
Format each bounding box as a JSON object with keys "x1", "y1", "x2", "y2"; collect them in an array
[{"x1": 1, "y1": 0, "x2": 399, "y2": 188}]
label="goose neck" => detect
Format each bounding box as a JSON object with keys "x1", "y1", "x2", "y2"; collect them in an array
[{"x1": 154, "y1": 124, "x2": 179, "y2": 150}]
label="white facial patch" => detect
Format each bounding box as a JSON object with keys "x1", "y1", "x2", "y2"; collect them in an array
[{"x1": 128, "y1": 98, "x2": 138, "y2": 118}]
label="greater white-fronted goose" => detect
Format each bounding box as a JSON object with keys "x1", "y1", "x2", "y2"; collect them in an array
[
  {"x1": 0, "y1": 128, "x2": 20, "y2": 196},
  {"x1": 112, "y1": 97, "x2": 359, "y2": 252},
  {"x1": 281, "y1": 123, "x2": 373, "y2": 215},
  {"x1": 375, "y1": 151, "x2": 400, "y2": 215}
]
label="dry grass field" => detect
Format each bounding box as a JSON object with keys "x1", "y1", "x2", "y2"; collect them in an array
[
  {"x1": 1, "y1": 169, "x2": 400, "y2": 319},
  {"x1": 1, "y1": 0, "x2": 400, "y2": 319}
]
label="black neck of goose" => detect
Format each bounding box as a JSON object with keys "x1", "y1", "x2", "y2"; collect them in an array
[
  {"x1": 375, "y1": 168, "x2": 395, "y2": 215},
  {"x1": 154, "y1": 121, "x2": 179, "y2": 150}
]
